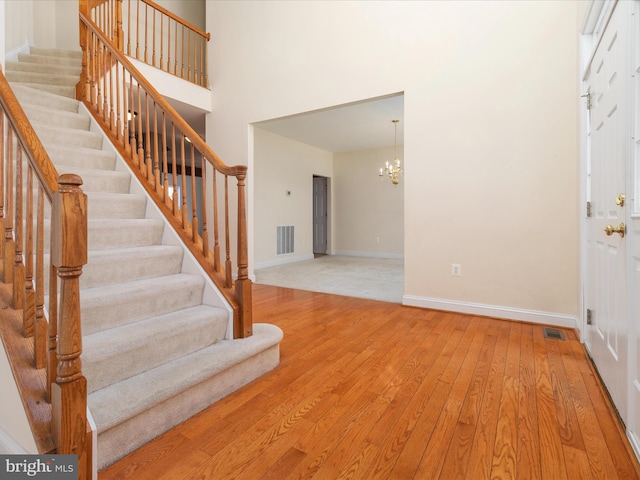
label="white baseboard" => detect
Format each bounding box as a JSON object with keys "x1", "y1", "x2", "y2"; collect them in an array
[
  {"x1": 0, "y1": 428, "x2": 28, "y2": 454},
  {"x1": 330, "y1": 250, "x2": 404, "y2": 260},
  {"x1": 5, "y1": 41, "x2": 30, "y2": 62},
  {"x1": 254, "y1": 254, "x2": 315, "y2": 270},
  {"x1": 628, "y1": 430, "x2": 640, "y2": 465},
  {"x1": 402, "y1": 295, "x2": 578, "y2": 329}
]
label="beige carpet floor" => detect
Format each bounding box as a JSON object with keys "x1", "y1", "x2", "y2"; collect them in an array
[{"x1": 254, "y1": 255, "x2": 404, "y2": 303}]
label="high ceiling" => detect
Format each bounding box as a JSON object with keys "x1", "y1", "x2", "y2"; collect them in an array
[{"x1": 253, "y1": 93, "x2": 404, "y2": 153}]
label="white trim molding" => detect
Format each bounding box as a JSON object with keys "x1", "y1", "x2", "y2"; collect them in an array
[
  {"x1": 0, "y1": 427, "x2": 28, "y2": 454},
  {"x1": 402, "y1": 295, "x2": 578, "y2": 329},
  {"x1": 4, "y1": 40, "x2": 29, "y2": 63}
]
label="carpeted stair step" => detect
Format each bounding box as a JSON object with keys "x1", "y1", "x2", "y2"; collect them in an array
[
  {"x1": 84, "y1": 304, "x2": 229, "y2": 393},
  {"x1": 9, "y1": 81, "x2": 75, "y2": 98},
  {"x1": 28, "y1": 47, "x2": 82, "y2": 60},
  {"x1": 56, "y1": 165, "x2": 131, "y2": 193},
  {"x1": 45, "y1": 144, "x2": 116, "y2": 171},
  {"x1": 89, "y1": 323, "x2": 283, "y2": 469},
  {"x1": 10, "y1": 83, "x2": 79, "y2": 112},
  {"x1": 5, "y1": 60, "x2": 82, "y2": 77},
  {"x1": 41, "y1": 218, "x2": 165, "y2": 255},
  {"x1": 18, "y1": 52, "x2": 82, "y2": 67},
  {"x1": 87, "y1": 219, "x2": 164, "y2": 250},
  {"x1": 21, "y1": 103, "x2": 90, "y2": 130},
  {"x1": 4, "y1": 70, "x2": 79, "y2": 87},
  {"x1": 43, "y1": 192, "x2": 147, "y2": 219},
  {"x1": 31, "y1": 122, "x2": 103, "y2": 150},
  {"x1": 44, "y1": 244, "x2": 183, "y2": 290},
  {"x1": 80, "y1": 274, "x2": 210, "y2": 336},
  {"x1": 86, "y1": 192, "x2": 147, "y2": 219},
  {"x1": 81, "y1": 245, "x2": 184, "y2": 288}
]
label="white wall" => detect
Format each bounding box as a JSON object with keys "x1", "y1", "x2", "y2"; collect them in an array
[
  {"x1": 0, "y1": 0, "x2": 5, "y2": 66},
  {"x1": 207, "y1": 0, "x2": 580, "y2": 325},
  {"x1": 3, "y1": 0, "x2": 78, "y2": 55},
  {"x1": 157, "y1": 0, "x2": 205, "y2": 31},
  {"x1": 0, "y1": 344, "x2": 37, "y2": 453},
  {"x1": 333, "y1": 146, "x2": 404, "y2": 257},
  {"x1": 4, "y1": 0, "x2": 32, "y2": 53},
  {"x1": 254, "y1": 128, "x2": 333, "y2": 268}
]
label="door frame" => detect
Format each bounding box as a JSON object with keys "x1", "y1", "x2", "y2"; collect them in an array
[{"x1": 579, "y1": 0, "x2": 639, "y2": 459}]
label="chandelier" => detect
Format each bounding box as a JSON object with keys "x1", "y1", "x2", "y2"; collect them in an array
[{"x1": 379, "y1": 119, "x2": 402, "y2": 185}]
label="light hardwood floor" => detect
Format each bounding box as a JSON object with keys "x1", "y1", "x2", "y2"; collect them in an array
[{"x1": 99, "y1": 285, "x2": 640, "y2": 480}]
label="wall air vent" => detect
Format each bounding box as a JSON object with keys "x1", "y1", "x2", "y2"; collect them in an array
[
  {"x1": 543, "y1": 327, "x2": 565, "y2": 340},
  {"x1": 277, "y1": 226, "x2": 294, "y2": 255}
]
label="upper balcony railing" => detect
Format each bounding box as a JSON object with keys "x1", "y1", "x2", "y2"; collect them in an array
[{"x1": 88, "y1": 0, "x2": 209, "y2": 88}]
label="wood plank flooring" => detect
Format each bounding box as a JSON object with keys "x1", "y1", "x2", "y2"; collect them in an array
[{"x1": 98, "y1": 285, "x2": 640, "y2": 480}]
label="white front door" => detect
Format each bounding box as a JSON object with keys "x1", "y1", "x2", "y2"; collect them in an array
[{"x1": 584, "y1": 0, "x2": 630, "y2": 421}]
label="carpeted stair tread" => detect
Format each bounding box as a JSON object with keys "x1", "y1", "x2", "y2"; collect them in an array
[
  {"x1": 56, "y1": 165, "x2": 131, "y2": 193},
  {"x1": 86, "y1": 218, "x2": 164, "y2": 250},
  {"x1": 5, "y1": 60, "x2": 82, "y2": 76},
  {"x1": 9, "y1": 82, "x2": 75, "y2": 98},
  {"x1": 88, "y1": 323, "x2": 283, "y2": 433},
  {"x1": 5, "y1": 70, "x2": 79, "y2": 87},
  {"x1": 81, "y1": 245, "x2": 184, "y2": 288},
  {"x1": 43, "y1": 192, "x2": 147, "y2": 220},
  {"x1": 21, "y1": 103, "x2": 90, "y2": 130},
  {"x1": 44, "y1": 144, "x2": 116, "y2": 171},
  {"x1": 85, "y1": 192, "x2": 147, "y2": 219},
  {"x1": 84, "y1": 305, "x2": 229, "y2": 393},
  {"x1": 18, "y1": 52, "x2": 82, "y2": 67},
  {"x1": 41, "y1": 218, "x2": 164, "y2": 254},
  {"x1": 80, "y1": 274, "x2": 208, "y2": 335},
  {"x1": 28, "y1": 47, "x2": 82, "y2": 60},
  {"x1": 31, "y1": 122, "x2": 103, "y2": 149},
  {"x1": 10, "y1": 83, "x2": 79, "y2": 112}
]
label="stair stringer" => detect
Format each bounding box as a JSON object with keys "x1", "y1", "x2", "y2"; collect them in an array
[{"x1": 79, "y1": 103, "x2": 235, "y2": 338}]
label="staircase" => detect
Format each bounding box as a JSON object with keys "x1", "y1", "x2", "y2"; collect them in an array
[{"x1": 4, "y1": 48, "x2": 282, "y2": 469}]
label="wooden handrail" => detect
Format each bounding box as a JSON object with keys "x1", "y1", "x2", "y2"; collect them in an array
[
  {"x1": 87, "y1": 0, "x2": 209, "y2": 87},
  {"x1": 0, "y1": 67, "x2": 91, "y2": 478},
  {"x1": 78, "y1": 11, "x2": 253, "y2": 338}
]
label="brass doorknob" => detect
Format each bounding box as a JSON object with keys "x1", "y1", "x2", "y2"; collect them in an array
[
  {"x1": 615, "y1": 193, "x2": 625, "y2": 207},
  {"x1": 604, "y1": 223, "x2": 625, "y2": 238}
]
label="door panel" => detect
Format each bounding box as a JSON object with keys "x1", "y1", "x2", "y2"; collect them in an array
[
  {"x1": 585, "y1": 0, "x2": 629, "y2": 420},
  {"x1": 313, "y1": 176, "x2": 328, "y2": 255}
]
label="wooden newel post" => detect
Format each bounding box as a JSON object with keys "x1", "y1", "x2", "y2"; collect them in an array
[
  {"x1": 50, "y1": 174, "x2": 89, "y2": 478},
  {"x1": 235, "y1": 172, "x2": 252, "y2": 338}
]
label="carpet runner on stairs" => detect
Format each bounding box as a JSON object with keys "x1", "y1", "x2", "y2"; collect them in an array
[{"x1": 5, "y1": 47, "x2": 282, "y2": 470}]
